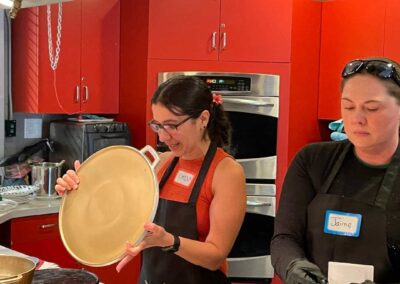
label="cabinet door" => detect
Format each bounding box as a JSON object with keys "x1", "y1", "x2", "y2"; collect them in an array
[
  {"x1": 10, "y1": 214, "x2": 79, "y2": 268},
  {"x1": 80, "y1": 257, "x2": 141, "y2": 284},
  {"x1": 384, "y1": 0, "x2": 400, "y2": 63},
  {"x1": 318, "y1": 0, "x2": 385, "y2": 119},
  {"x1": 220, "y1": 0, "x2": 291, "y2": 63},
  {"x1": 12, "y1": 4, "x2": 81, "y2": 114},
  {"x1": 81, "y1": 0, "x2": 120, "y2": 114},
  {"x1": 38, "y1": 1, "x2": 82, "y2": 114},
  {"x1": 148, "y1": 0, "x2": 220, "y2": 61}
]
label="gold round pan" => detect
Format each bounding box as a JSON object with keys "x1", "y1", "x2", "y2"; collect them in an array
[{"x1": 59, "y1": 145, "x2": 160, "y2": 267}]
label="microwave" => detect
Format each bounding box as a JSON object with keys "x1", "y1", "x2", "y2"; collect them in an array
[{"x1": 49, "y1": 121, "x2": 131, "y2": 170}]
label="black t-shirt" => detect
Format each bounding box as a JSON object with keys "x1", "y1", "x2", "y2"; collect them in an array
[
  {"x1": 329, "y1": 148, "x2": 386, "y2": 203},
  {"x1": 271, "y1": 140, "x2": 400, "y2": 280}
]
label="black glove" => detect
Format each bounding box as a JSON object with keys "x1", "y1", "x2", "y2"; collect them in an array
[{"x1": 285, "y1": 258, "x2": 328, "y2": 284}]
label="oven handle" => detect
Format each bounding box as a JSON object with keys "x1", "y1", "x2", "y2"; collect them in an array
[
  {"x1": 247, "y1": 201, "x2": 272, "y2": 207},
  {"x1": 223, "y1": 98, "x2": 274, "y2": 107}
]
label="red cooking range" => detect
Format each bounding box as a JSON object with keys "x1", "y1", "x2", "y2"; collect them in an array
[{"x1": 158, "y1": 72, "x2": 279, "y2": 283}]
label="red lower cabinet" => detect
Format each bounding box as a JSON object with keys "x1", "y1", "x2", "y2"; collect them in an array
[{"x1": 1, "y1": 214, "x2": 140, "y2": 284}]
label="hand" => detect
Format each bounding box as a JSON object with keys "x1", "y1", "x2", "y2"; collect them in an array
[
  {"x1": 116, "y1": 223, "x2": 174, "y2": 273},
  {"x1": 286, "y1": 258, "x2": 327, "y2": 284},
  {"x1": 55, "y1": 160, "x2": 81, "y2": 196}
]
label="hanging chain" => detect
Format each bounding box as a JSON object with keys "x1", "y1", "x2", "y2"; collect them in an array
[{"x1": 47, "y1": 2, "x2": 63, "y2": 71}]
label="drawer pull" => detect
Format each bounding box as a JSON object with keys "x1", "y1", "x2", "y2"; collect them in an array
[{"x1": 41, "y1": 223, "x2": 56, "y2": 229}]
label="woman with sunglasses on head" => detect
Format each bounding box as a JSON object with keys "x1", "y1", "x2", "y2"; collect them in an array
[
  {"x1": 271, "y1": 57, "x2": 400, "y2": 284},
  {"x1": 55, "y1": 76, "x2": 246, "y2": 284}
]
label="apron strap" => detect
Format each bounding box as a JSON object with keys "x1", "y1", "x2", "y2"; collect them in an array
[
  {"x1": 321, "y1": 141, "x2": 352, "y2": 194},
  {"x1": 189, "y1": 143, "x2": 217, "y2": 204},
  {"x1": 159, "y1": 157, "x2": 179, "y2": 191},
  {"x1": 374, "y1": 144, "x2": 400, "y2": 210}
]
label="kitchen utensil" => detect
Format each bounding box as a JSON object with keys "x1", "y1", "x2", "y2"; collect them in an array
[
  {"x1": 0, "y1": 255, "x2": 36, "y2": 284},
  {"x1": 59, "y1": 145, "x2": 160, "y2": 267},
  {"x1": 32, "y1": 269, "x2": 99, "y2": 284},
  {"x1": 0, "y1": 246, "x2": 39, "y2": 266},
  {"x1": 31, "y1": 161, "x2": 63, "y2": 199}
]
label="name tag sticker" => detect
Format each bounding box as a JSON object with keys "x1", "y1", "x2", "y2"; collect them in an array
[
  {"x1": 174, "y1": 170, "x2": 195, "y2": 187},
  {"x1": 324, "y1": 210, "x2": 362, "y2": 237}
]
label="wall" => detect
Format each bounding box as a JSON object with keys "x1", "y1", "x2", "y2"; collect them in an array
[
  {"x1": 4, "y1": 113, "x2": 67, "y2": 157},
  {"x1": 117, "y1": 0, "x2": 149, "y2": 148}
]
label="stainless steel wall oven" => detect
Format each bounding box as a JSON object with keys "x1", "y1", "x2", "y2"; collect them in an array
[{"x1": 158, "y1": 72, "x2": 279, "y2": 282}]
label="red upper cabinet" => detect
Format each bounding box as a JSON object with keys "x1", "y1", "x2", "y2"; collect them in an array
[
  {"x1": 148, "y1": 0, "x2": 292, "y2": 63},
  {"x1": 219, "y1": 0, "x2": 291, "y2": 63},
  {"x1": 148, "y1": 0, "x2": 220, "y2": 61},
  {"x1": 12, "y1": 0, "x2": 120, "y2": 114},
  {"x1": 318, "y1": 0, "x2": 385, "y2": 120},
  {"x1": 384, "y1": 0, "x2": 400, "y2": 63}
]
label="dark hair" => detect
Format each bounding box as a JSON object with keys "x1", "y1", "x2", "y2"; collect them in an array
[
  {"x1": 340, "y1": 57, "x2": 400, "y2": 103},
  {"x1": 151, "y1": 76, "x2": 232, "y2": 147}
]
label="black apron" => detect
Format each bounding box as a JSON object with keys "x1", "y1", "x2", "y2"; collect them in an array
[
  {"x1": 307, "y1": 143, "x2": 400, "y2": 282},
  {"x1": 139, "y1": 143, "x2": 230, "y2": 284}
]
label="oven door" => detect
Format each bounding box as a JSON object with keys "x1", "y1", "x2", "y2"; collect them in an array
[
  {"x1": 85, "y1": 132, "x2": 131, "y2": 160},
  {"x1": 227, "y1": 195, "x2": 275, "y2": 279},
  {"x1": 224, "y1": 96, "x2": 278, "y2": 180}
]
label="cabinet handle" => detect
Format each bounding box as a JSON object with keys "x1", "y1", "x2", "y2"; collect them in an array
[
  {"x1": 247, "y1": 201, "x2": 272, "y2": 207},
  {"x1": 41, "y1": 223, "x2": 57, "y2": 229},
  {"x1": 211, "y1": 32, "x2": 217, "y2": 49},
  {"x1": 75, "y1": 86, "x2": 80, "y2": 103},
  {"x1": 83, "y1": 86, "x2": 89, "y2": 103},
  {"x1": 222, "y1": 32, "x2": 227, "y2": 50}
]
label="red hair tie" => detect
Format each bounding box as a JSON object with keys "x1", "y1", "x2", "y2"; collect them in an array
[{"x1": 212, "y1": 93, "x2": 223, "y2": 105}]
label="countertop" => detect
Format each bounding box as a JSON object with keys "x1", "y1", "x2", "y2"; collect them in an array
[{"x1": 0, "y1": 197, "x2": 61, "y2": 224}]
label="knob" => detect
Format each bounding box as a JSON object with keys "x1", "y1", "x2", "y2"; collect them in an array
[
  {"x1": 109, "y1": 124, "x2": 116, "y2": 132},
  {"x1": 96, "y1": 124, "x2": 108, "y2": 132}
]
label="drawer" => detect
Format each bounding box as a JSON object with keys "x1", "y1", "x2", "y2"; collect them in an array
[{"x1": 11, "y1": 214, "x2": 59, "y2": 244}]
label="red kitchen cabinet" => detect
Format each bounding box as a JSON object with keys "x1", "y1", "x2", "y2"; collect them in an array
[
  {"x1": 148, "y1": 0, "x2": 291, "y2": 63},
  {"x1": 12, "y1": 0, "x2": 120, "y2": 114},
  {"x1": 1, "y1": 214, "x2": 140, "y2": 284},
  {"x1": 384, "y1": 0, "x2": 400, "y2": 63},
  {"x1": 148, "y1": 0, "x2": 220, "y2": 61},
  {"x1": 318, "y1": 0, "x2": 386, "y2": 119},
  {"x1": 7, "y1": 214, "x2": 79, "y2": 268}
]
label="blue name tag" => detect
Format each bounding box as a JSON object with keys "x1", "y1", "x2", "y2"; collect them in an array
[{"x1": 324, "y1": 210, "x2": 362, "y2": 237}]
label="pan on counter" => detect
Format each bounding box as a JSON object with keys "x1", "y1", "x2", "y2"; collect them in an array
[
  {"x1": 0, "y1": 255, "x2": 36, "y2": 284},
  {"x1": 59, "y1": 145, "x2": 160, "y2": 267}
]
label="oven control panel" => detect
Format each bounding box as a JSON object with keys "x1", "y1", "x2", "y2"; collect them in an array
[{"x1": 197, "y1": 76, "x2": 251, "y2": 92}]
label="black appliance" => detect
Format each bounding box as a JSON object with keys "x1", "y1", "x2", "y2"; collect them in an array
[{"x1": 49, "y1": 121, "x2": 131, "y2": 170}]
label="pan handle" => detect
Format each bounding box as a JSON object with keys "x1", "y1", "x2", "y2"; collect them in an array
[
  {"x1": 0, "y1": 274, "x2": 23, "y2": 284},
  {"x1": 140, "y1": 145, "x2": 161, "y2": 169}
]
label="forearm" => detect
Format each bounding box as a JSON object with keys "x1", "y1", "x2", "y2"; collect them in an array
[{"x1": 174, "y1": 236, "x2": 226, "y2": 270}]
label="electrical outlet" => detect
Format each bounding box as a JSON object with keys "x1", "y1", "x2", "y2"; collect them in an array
[{"x1": 5, "y1": 120, "x2": 16, "y2": 137}]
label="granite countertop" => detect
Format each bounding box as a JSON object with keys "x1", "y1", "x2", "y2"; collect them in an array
[{"x1": 0, "y1": 197, "x2": 61, "y2": 224}]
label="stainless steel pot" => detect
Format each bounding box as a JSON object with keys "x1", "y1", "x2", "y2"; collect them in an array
[
  {"x1": 31, "y1": 160, "x2": 65, "y2": 198},
  {"x1": 0, "y1": 255, "x2": 36, "y2": 284}
]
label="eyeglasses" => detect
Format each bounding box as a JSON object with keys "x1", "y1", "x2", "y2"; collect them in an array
[
  {"x1": 342, "y1": 59, "x2": 400, "y2": 87},
  {"x1": 148, "y1": 116, "x2": 192, "y2": 135}
]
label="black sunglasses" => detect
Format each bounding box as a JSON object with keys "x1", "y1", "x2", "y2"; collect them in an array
[{"x1": 342, "y1": 59, "x2": 400, "y2": 87}]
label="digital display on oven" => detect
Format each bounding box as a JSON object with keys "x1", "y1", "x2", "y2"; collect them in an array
[{"x1": 197, "y1": 76, "x2": 251, "y2": 91}]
